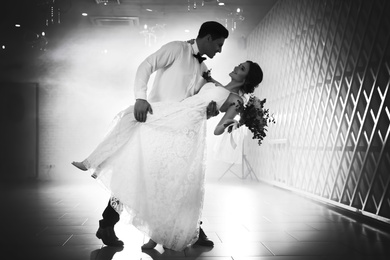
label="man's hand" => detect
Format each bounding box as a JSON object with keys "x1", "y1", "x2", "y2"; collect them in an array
[
  {"x1": 206, "y1": 101, "x2": 219, "y2": 119},
  {"x1": 134, "y1": 99, "x2": 153, "y2": 122}
]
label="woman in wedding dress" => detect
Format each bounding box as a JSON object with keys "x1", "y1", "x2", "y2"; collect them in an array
[{"x1": 72, "y1": 60, "x2": 263, "y2": 251}]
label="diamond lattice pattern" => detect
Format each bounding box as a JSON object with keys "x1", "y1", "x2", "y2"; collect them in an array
[{"x1": 245, "y1": 0, "x2": 390, "y2": 223}]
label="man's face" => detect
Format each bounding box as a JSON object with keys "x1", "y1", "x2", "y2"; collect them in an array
[{"x1": 204, "y1": 36, "x2": 225, "y2": 59}]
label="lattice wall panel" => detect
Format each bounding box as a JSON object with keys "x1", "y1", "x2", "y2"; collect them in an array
[{"x1": 245, "y1": 0, "x2": 390, "y2": 223}]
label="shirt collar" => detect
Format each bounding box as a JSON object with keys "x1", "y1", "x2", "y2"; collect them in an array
[{"x1": 191, "y1": 40, "x2": 201, "y2": 55}]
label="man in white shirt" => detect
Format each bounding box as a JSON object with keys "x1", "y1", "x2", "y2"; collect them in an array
[
  {"x1": 134, "y1": 21, "x2": 228, "y2": 122},
  {"x1": 96, "y1": 21, "x2": 229, "y2": 248}
]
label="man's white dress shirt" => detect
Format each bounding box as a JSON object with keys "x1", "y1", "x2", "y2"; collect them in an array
[{"x1": 134, "y1": 41, "x2": 208, "y2": 102}]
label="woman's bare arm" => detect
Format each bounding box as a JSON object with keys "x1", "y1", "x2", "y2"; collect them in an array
[{"x1": 214, "y1": 95, "x2": 242, "y2": 135}]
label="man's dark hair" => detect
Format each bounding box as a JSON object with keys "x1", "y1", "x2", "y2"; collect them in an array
[{"x1": 197, "y1": 21, "x2": 229, "y2": 40}]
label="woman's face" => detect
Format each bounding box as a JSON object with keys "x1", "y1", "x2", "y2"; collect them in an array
[{"x1": 230, "y1": 62, "x2": 250, "y2": 83}]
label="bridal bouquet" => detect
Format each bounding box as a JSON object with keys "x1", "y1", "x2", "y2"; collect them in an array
[
  {"x1": 203, "y1": 69, "x2": 275, "y2": 145},
  {"x1": 233, "y1": 95, "x2": 275, "y2": 145}
]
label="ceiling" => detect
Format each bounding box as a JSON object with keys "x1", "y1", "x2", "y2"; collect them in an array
[
  {"x1": 1, "y1": 0, "x2": 278, "y2": 44},
  {"x1": 0, "y1": 0, "x2": 278, "y2": 74}
]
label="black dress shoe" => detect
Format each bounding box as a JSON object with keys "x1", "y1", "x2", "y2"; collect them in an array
[
  {"x1": 96, "y1": 226, "x2": 124, "y2": 247},
  {"x1": 193, "y1": 227, "x2": 214, "y2": 247}
]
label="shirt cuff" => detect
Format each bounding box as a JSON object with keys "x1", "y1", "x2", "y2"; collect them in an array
[{"x1": 134, "y1": 91, "x2": 147, "y2": 100}]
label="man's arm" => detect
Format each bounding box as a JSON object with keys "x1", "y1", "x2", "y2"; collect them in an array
[
  {"x1": 133, "y1": 60, "x2": 153, "y2": 101},
  {"x1": 133, "y1": 60, "x2": 154, "y2": 122},
  {"x1": 133, "y1": 42, "x2": 182, "y2": 122},
  {"x1": 134, "y1": 41, "x2": 183, "y2": 100}
]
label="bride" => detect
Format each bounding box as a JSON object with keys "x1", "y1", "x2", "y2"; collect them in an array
[{"x1": 72, "y1": 60, "x2": 263, "y2": 251}]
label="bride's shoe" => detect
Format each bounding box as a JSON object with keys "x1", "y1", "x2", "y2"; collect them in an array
[
  {"x1": 141, "y1": 239, "x2": 157, "y2": 250},
  {"x1": 71, "y1": 161, "x2": 87, "y2": 171}
]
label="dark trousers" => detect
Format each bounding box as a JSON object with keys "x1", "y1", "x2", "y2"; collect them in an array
[{"x1": 100, "y1": 200, "x2": 120, "y2": 228}]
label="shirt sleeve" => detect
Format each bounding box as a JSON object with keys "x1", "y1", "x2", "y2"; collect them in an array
[{"x1": 133, "y1": 41, "x2": 183, "y2": 100}]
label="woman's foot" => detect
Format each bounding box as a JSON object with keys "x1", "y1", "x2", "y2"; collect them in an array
[
  {"x1": 141, "y1": 239, "x2": 157, "y2": 250},
  {"x1": 71, "y1": 161, "x2": 87, "y2": 171}
]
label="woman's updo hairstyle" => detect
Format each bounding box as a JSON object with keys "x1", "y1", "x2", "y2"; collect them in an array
[{"x1": 241, "y1": 61, "x2": 263, "y2": 94}]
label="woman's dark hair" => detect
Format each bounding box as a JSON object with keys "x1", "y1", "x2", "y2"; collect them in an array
[
  {"x1": 197, "y1": 21, "x2": 229, "y2": 40},
  {"x1": 241, "y1": 61, "x2": 263, "y2": 94}
]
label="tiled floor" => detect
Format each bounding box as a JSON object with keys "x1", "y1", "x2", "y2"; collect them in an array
[{"x1": 2, "y1": 175, "x2": 390, "y2": 260}]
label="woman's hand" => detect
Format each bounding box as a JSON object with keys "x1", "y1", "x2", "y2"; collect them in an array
[{"x1": 134, "y1": 99, "x2": 153, "y2": 122}]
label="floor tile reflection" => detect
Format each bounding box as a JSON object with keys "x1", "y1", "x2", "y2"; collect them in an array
[{"x1": 1, "y1": 177, "x2": 390, "y2": 260}]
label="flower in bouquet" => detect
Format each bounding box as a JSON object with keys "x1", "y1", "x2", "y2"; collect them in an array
[
  {"x1": 234, "y1": 95, "x2": 275, "y2": 145},
  {"x1": 202, "y1": 69, "x2": 212, "y2": 82},
  {"x1": 202, "y1": 69, "x2": 224, "y2": 87}
]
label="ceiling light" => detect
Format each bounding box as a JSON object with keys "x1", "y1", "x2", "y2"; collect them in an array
[
  {"x1": 82, "y1": 13, "x2": 88, "y2": 16},
  {"x1": 146, "y1": 9, "x2": 153, "y2": 12}
]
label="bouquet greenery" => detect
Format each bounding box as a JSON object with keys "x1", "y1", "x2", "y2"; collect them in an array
[{"x1": 234, "y1": 95, "x2": 275, "y2": 145}]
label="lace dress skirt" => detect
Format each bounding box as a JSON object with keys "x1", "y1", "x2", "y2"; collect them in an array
[{"x1": 83, "y1": 102, "x2": 208, "y2": 251}]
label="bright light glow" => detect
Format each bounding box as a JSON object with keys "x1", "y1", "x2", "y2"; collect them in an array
[
  {"x1": 1, "y1": 45, "x2": 5, "y2": 49},
  {"x1": 42, "y1": 32, "x2": 46, "y2": 36},
  {"x1": 184, "y1": 29, "x2": 190, "y2": 33},
  {"x1": 237, "y1": 8, "x2": 241, "y2": 13},
  {"x1": 15, "y1": 24, "x2": 21, "y2": 27},
  {"x1": 82, "y1": 13, "x2": 88, "y2": 16},
  {"x1": 144, "y1": 24, "x2": 148, "y2": 30},
  {"x1": 218, "y1": 2, "x2": 225, "y2": 6},
  {"x1": 146, "y1": 9, "x2": 153, "y2": 12}
]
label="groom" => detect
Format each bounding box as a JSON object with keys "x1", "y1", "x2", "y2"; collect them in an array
[{"x1": 96, "y1": 21, "x2": 229, "y2": 248}]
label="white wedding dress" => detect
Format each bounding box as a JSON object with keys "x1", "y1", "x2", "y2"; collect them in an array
[{"x1": 82, "y1": 83, "x2": 231, "y2": 251}]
